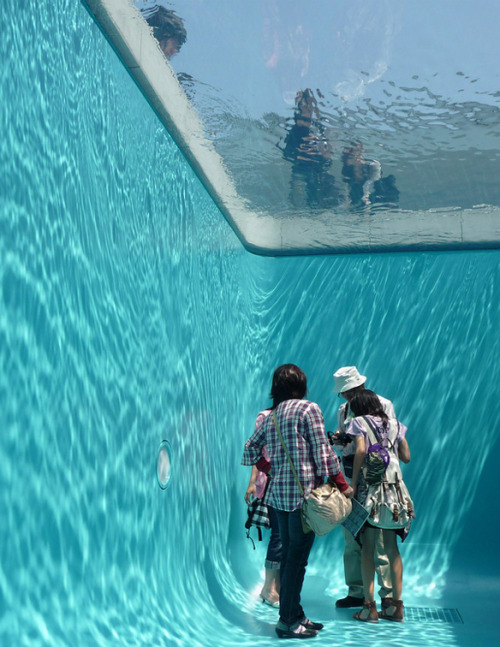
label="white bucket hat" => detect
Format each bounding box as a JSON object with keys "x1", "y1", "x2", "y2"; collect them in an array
[{"x1": 333, "y1": 366, "x2": 366, "y2": 393}]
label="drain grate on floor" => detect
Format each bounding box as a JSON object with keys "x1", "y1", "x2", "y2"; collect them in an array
[{"x1": 405, "y1": 607, "x2": 464, "y2": 624}]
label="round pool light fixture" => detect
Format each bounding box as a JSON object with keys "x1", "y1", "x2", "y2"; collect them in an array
[{"x1": 157, "y1": 440, "x2": 172, "y2": 490}]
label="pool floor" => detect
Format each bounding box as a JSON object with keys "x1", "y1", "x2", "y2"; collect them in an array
[{"x1": 226, "y1": 574, "x2": 499, "y2": 647}]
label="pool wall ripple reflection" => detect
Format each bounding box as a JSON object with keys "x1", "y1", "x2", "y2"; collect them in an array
[{"x1": 1, "y1": 2, "x2": 499, "y2": 647}]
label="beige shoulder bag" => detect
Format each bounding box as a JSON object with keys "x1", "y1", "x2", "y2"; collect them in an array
[{"x1": 273, "y1": 410, "x2": 352, "y2": 536}]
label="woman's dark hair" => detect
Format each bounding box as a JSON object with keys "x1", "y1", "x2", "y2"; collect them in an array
[
  {"x1": 146, "y1": 7, "x2": 187, "y2": 47},
  {"x1": 270, "y1": 364, "x2": 307, "y2": 408},
  {"x1": 350, "y1": 389, "x2": 388, "y2": 425}
]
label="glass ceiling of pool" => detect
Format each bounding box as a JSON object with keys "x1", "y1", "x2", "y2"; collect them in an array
[{"x1": 86, "y1": 0, "x2": 500, "y2": 255}]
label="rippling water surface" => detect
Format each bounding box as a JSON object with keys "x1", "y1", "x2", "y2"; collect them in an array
[
  {"x1": 165, "y1": 0, "x2": 500, "y2": 249},
  {"x1": 1, "y1": 1, "x2": 499, "y2": 646}
]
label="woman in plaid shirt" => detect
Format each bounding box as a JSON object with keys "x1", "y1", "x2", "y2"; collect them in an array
[{"x1": 242, "y1": 364, "x2": 352, "y2": 639}]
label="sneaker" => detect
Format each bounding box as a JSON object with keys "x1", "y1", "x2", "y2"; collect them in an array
[
  {"x1": 275, "y1": 620, "x2": 318, "y2": 639},
  {"x1": 335, "y1": 595, "x2": 364, "y2": 608}
]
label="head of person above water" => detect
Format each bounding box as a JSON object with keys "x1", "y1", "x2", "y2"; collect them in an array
[
  {"x1": 270, "y1": 364, "x2": 307, "y2": 408},
  {"x1": 144, "y1": 5, "x2": 187, "y2": 59},
  {"x1": 342, "y1": 141, "x2": 365, "y2": 165},
  {"x1": 294, "y1": 88, "x2": 319, "y2": 124}
]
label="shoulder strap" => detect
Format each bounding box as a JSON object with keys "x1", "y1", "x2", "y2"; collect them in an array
[
  {"x1": 386, "y1": 419, "x2": 400, "y2": 451},
  {"x1": 273, "y1": 410, "x2": 305, "y2": 497},
  {"x1": 343, "y1": 403, "x2": 350, "y2": 422},
  {"x1": 359, "y1": 416, "x2": 380, "y2": 445},
  {"x1": 361, "y1": 416, "x2": 397, "y2": 452}
]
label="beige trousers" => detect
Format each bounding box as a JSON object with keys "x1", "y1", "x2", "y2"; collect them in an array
[{"x1": 341, "y1": 526, "x2": 392, "y2": 599}]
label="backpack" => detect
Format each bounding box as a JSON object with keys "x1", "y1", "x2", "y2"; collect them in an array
[{"x1": 360, "y1": 417, "x2": 392, "y2": 486}]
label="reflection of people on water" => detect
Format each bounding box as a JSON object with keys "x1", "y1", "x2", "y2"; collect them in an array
[
  {"x1": 281, "y1": 89, "x2": 339, "y2": 210},
  {"x1": 137, "y1": 2, "x2": 187, "y2": 59},
  {"x1": 341, "y1": 142, "x2": 381, "y2": 209}
]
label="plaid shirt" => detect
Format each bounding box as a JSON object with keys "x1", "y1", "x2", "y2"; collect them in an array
[{"x1": 241, "y1": 399, "x2": 343, "y2": 512}]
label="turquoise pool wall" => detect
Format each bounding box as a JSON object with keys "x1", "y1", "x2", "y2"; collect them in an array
[
  {"x1": 247, "y1": 252, "x2": 500, "y2": 586},
  {"x1": 1, "y1": 2, "x2": 499, "y2": 646},
  {"x1": 1, "y1": 1, "x2": 259, "y2": 644}
]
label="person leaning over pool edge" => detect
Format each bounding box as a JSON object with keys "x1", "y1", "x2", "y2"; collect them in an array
[
  {"x1": 139, "y1": 3, "x2": 187, "y2": 59},
  {"x1": 330, "y1": 366, "x2": 394, "y2": 610},
  {"x1": 242, "y1": 364, "x2": 353, "y2": 640}
]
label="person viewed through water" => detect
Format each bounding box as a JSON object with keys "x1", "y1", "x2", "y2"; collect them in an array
[
  {"x1": 371, "y1": 174, "x2": 400, "y2": 208},
  {"x1": 341, "y1": 141, "x2": 381, "y2": 210},
  {"x1": 281, "y1": 89, "x2": 339, "y2": 211},
  {"x1": 137, "y1": 2, "x2": 187, "y2": 59},
  {"x1": 341, "y1": 142, "x2": 400, "y2": 211}
]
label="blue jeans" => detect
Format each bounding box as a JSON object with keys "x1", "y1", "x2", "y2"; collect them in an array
[
  {"x1": 265, "y1": 505, "x2": 282, "y2": 569},
  {"x1": 275, "y1": 508, "x2": 315, "y2": 627}
]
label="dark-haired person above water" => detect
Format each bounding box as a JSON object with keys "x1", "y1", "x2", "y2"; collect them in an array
[
  {"x1": 242, "y1": 364, "x2": 353, "y2": 639},
  {"x1": 138, "y1": 2, "x2": 187, "y2": 59}
]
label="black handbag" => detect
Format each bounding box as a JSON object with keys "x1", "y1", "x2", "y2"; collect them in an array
[{"x1": 245, "y1": 479, "x2": 271, "y2": 548}]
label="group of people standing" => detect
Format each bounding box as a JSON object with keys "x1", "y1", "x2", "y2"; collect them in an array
[
  {"x1": 281, "y1": 89, "x2": 400, "y2": 212},
  {"x1": 242, "y1": 365, "x2": 414, "y2": 639}
]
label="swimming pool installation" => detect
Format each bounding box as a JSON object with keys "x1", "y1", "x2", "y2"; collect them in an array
[{"x1": 1, "y1": 1, "x2": 499, "y2": 646}]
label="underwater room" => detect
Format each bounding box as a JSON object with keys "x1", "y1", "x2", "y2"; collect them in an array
[{"x1": 1, "y1": 1, "x2": 499, "y2": 646}]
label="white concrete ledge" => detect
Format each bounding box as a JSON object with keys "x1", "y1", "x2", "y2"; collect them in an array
[{"x1": 83, "y1": 0, "x2": 283, "y2": 254}]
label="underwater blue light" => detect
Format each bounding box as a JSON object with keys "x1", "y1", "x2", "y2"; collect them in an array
[{"x1": 157, "y1": 440, "x2": 172, "y2": 490}]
